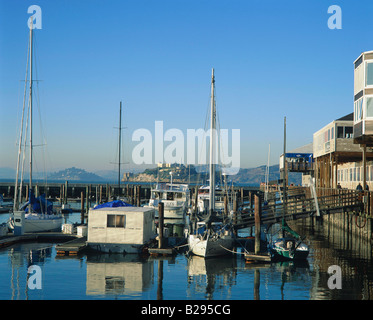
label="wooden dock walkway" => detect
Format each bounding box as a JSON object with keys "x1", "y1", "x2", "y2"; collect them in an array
[
  {"x1": 0, "y1": 233, "x2": 77, "y2": 249},
  {"x1": 56, "y1": 236, "x2": 87, "y2": 255},
  {"x1": 233, "y1": 187, "x2": 366, "y2": 230}
]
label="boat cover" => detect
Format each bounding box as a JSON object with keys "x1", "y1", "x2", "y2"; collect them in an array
[
  {"x1": 21, "y1": 191, "x2": 54, "y2": 214},
  {"x1": 93, "y1": 200, "x2": 133, "y2": 210},
  {"x1": 281, "y1": 219, "x2": 301, "y2": 240}
]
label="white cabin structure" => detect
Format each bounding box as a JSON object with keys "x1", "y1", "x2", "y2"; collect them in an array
[{"x1": 87, "y1": 206, "x2": 156, "y2": 254}]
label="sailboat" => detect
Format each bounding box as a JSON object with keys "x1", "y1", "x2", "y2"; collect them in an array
[
  {"x1": 187, "y1": 69, "x2": 234, "y2": 258},
  {"x1": 268, "y1": 219, "x2": 309, "y2": 261},
  {"x1": 8, "y1": 20, "x2": 62, "y2": 233},
  {"x1": 268, "y1": 117, "x2": 308, "y2": 261}
]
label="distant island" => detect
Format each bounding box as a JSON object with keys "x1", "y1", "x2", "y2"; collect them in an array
[
  {"x1": 122, "y1": 163, "x2": 302, "y2": 186},
  {"x1": 48, "y1": 167, "x2": 104, "y2": 181},
  {"x1": 0, "y1": 164, "x2": 303, "y2": 186}
]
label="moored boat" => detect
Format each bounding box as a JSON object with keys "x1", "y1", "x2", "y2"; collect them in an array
[
  {"x1": 187, "y1": 69, "x2": 234, "y2": 258},
  {"x1": 7, "y1": 19, "x2": 62, "y2": 234},
  {"x1": 268, "y1": 220, "x2": 309, "y2": 261},
  {"x1": 196, "y1": 185, "x2": 233, "y2": 215},
  {"x1": 145, "y1": 183, "x2": 190, "y2": 219},
  {"x1": 188, "y1": 221, "x2": 234, "y2": 258}
]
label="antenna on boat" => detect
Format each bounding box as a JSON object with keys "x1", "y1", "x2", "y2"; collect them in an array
[
  {"x1": 111, "y1": 101, "x2": 128, "y2": 196},
  {"x1": 265, "y1": 144, "x2": 270, "y2": 202},
  {"x1": 118, "y1": 101, "x2": 122, "y2": 191},
  {"x1": 282, "y1": 116, "x2": 287, "y2": 237}
]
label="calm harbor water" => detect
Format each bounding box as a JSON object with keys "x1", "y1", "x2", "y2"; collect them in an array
[{"x1": 0, "y1": 211, "x2": 373, "y2": 301}]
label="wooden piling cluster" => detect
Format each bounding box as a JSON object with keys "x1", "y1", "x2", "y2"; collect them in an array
[{"x1": 0, "y1": 182, "x2": 150, "y2": 205}]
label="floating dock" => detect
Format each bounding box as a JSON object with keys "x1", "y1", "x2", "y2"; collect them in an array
[
  {"x1": 244, "y1": 251, "x2": 271, "y2": 263},
  {"x1": 56, "y1": 236, "x2": 87, "y2": 255},
  {"x1": 148, "y1": 247, "x2": 175, "y2": 256},
  {"x1": 0, "y1": 233, "x2": 77, "y2": 249}
]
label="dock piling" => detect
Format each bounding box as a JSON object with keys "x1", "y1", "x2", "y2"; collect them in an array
[
  {"x1": 158, "y1": 202, "x2": 164, "y2": 249},
  {"x1": 80, "y1": 191, "x2": 84, "y2": 224}
]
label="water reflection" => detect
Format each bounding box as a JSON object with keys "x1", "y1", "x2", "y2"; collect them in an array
[
  {"x1": 7, "y1": 243, "x2": 53, "y2": 300},
  {"x1": 291, "y1": 219, "x2": 373, "y2": 300},
  {"x1": 86, "y1": 254, "x2": 153, "y2": 297},
  {"x1": 4, "y1": 214, "x2": 373, "y2": 300},
  {"x1": 186, "y1": 255, "x2": 237, "y2": 300}
]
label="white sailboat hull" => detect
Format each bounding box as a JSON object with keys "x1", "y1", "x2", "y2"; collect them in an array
[
  {"x1": 188, "y1": 234, "x2": 234, "y2": 258},
  {"x1": 9, "y1": 214, "x2": 63, "y2": 233},
  {"x1": 24, "y1": 216, "x2": 63, "y2": 233}
]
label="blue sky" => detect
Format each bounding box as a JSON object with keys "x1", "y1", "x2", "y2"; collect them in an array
[{"x1": 1, "y1": 0, "x2": 372, "y2": 174}]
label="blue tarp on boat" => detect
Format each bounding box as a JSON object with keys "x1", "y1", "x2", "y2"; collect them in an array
[
  {"x1": 21, "y1": 190, "x2": 54, "y2": 214},
  {"x1": 93, "y1": 200, "x2": 133, "y2": 210}
]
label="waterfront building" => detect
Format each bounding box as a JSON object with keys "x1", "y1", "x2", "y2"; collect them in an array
[
  {"x1": 310, "y1": 51, "x2": 373, "y2": 190},
  {"x1": 312, "y1": 113, "x2": 370, "y2": 188},
  {"x1": 352, "y1": 51, "x2": 373, "y2": 145},
  {"x1": 279, "y1": 143, "x2": 314, "y2": 186}
]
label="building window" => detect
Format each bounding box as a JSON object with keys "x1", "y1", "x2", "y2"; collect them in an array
[
  {"x1": 337, "y1": 126, "x2": 343, "y2": 138},
  {"x1": 345, "y1": 126, "x2": 353, "y2": 138},
  {"x1": 366, "y1": 62, "x2": 373, "y2": 86},
  {"x1": 350, "y1": 168, "x2": 353, "y2": 181},
  {"x1": 366, "y1": 97, "x2": 373, "y2": 118},
  {"x1": 357, "y1": 167, "x2": 360, "y2": 181},
  {"x1": 354, "y1": 99, "x2": 363, "y2": 122},
  {"x1": 107, "y1": 214, "x2": 125, "y2": 228}
]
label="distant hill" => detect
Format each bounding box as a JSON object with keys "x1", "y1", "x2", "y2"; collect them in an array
[
  {"x1": 124, "y1": 164, "x2": 208, "y2": 183},
  {"x1": 229, "y1": 164, "x2": 302, "y2": 186},
  {"x1": 48, "y1": 167, "x2": 104, "y2": 181},
  {"x1": 0, "y1": 164, "x2": 303, "y2": 186},
  {"x1": 123, "y1": 164, "x2": 302, "y2": 186}
]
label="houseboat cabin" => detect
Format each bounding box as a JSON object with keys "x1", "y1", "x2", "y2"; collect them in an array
[{"x1": 87, "y1": 206, "x2": 156, "y2": 254}]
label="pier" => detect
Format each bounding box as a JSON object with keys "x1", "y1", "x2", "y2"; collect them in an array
[
  {"x1": 0, "y1": 180, "x2": 259, "y2": 212},
  {"x1": 0, "y1": 181, "x2": 153, "y2": 208},
  {"x1": 0, "y1": 232, "x2": 76, "y2": 249},
  {"x1": 233, "y1": 186, "x2": 366, "y2": 231},
  {"x1": 2, "y1": 180, "x2": 372, "y2": 255}
]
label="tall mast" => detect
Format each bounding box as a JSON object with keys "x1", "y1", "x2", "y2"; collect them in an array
[
  {"x1": 282, "y1": 116, "x2": 287, "y2": 237},
  {"x1": 29, "y1": 19, "x2": 33, "y2": 192},
  {"x1": 13, "y1": 24, "x2": 31, "y2": 212},
  {"x1": 209, "y1": 68, "x2": 216, "y2": 212},
  {"x1": 265, "y1": 143, "x2": 270, "y2": 202},
  {"x1": 118, "y1": 101, "x2": 122, "y2": 192}
]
